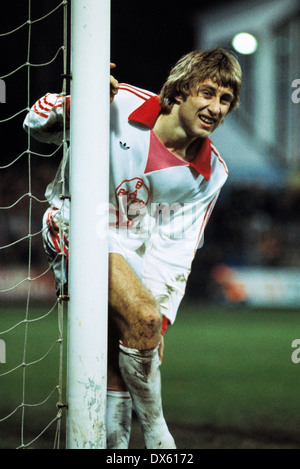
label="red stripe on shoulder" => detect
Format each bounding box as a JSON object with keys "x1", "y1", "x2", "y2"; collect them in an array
[{"x1": 118, "y1": 84, "x2": 153, "y2": 101}]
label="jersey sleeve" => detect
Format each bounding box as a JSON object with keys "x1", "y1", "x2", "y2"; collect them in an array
[
  {"x1": 23, "y1": 93, "x2": 70, "y2": 145},
  {"x1": 141, "y1": 191, "x2": 220, "y2": 324}
]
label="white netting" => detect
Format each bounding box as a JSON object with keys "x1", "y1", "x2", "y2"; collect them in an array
[{"x1": 0, "y1": 0, "x2": 69, "y2": 449}]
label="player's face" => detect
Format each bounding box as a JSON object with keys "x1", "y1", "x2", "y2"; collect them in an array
[{"x1": 176, "y1": 79, "x2": 234, "y2": 139}]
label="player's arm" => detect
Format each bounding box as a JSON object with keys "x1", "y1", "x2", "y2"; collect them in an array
[
  {"x1": 66, "y1": 63, "x2": 118, "y2": 115},
  {"x1": 23, "y1": 93, "x2": 70, "y2": 145},
  {"x1": 24, "y1": 63, "x2": 119, "y2": 144}
]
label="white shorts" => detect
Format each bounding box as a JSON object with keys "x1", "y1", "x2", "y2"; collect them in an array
[
  {"x1": 108, "y1": 230, "x2": 185, "y2": 325},
  {"x1": 42, "y1": 208, "x2": 144, "y2": 296},
  {"x1": 43, "y1": 208, "x2": 183, "y2": 324},
  {"x1": 108, "y1": 230, "x2": 144, "y2": 276}
]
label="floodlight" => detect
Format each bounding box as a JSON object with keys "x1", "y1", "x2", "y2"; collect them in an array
[{"x1": 232, "y1": 32, "x2": 258, "y2": 55}]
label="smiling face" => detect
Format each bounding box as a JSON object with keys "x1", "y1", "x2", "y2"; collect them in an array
[
  {"x1": 159, "y1": 48, "x2": 242, "y2": 119},
  {"x1": 176, "y1": 78, "x2": 234, "y2": 139}
]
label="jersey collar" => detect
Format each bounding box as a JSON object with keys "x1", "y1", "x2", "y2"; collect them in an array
[{"x1": 128, "y1": 95, "x2": 212, "y2": 180}]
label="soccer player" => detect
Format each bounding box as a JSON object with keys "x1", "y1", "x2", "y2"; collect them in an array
[{"x1": 23, "y1": 48, "x2": 242, "y2": 449}]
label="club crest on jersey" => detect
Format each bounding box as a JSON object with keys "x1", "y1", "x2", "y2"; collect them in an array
[
  {"x1": 116, "y1": 177, "x2": 149, "y2": 206},
  {"x1": 115, "y1": 177, "x2": 149, "y2": 226}
]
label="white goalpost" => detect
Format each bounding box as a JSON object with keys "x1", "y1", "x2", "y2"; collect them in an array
[{"x1": 66, "y1": 0, "x2": 110, "y2": 449}]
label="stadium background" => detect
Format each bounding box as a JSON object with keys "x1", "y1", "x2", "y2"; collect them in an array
[{"x1": 1, "y1": 0, "x2": 300, "y2": 449}]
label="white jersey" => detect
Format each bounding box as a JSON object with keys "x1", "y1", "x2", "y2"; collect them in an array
[{"x1": 23, "y1": 85, "x2": 228, "y2": 323}]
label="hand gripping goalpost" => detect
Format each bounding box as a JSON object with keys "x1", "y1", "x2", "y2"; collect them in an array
[{"x1": 67, "y1": 0, "x2": 110, "y2": 449}]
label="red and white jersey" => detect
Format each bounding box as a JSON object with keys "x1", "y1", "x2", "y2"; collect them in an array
[{"x1": 23, "y1": 85, "x2": 228, "y2": 323}]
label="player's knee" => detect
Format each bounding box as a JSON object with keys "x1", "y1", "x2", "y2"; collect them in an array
[{"x1": 138, "y1": 302, "x2": 162, "y2": 340}]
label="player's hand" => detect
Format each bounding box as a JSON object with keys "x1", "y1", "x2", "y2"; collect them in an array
[
  {"x1": 63, "y1": 64, "x2": 118, "y2": 116},
  {"x1": 110, "y1": 63, "x2": 119, "y2": 103}
]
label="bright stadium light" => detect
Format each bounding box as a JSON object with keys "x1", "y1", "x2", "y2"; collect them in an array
[{"x1": 232, "y1": 32, "x2": 258, "y2": 55}]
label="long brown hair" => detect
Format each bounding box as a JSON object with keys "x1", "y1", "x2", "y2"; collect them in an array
[{"x1": 159, "y1": 48, "x2": 242, "y2": 114}]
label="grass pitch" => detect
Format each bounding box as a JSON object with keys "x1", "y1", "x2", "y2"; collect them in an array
[
  {"x1": 161, "y1": 301, "x2": 300, "y2": 446},
  {"x1": 1, "y1": 301, "x2": 300, "y2": 449}
]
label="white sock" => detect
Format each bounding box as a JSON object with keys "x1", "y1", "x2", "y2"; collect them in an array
[
  {"x1": 119, "y1": 342, "x2": 176, "y2": 449},
  {"x1": 106, "y1": 389, "x2": 132, "y2": 449}
]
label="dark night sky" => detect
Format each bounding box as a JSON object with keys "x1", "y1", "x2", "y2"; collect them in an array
[
  {"x1": 110, "y1": 0, "x2": 235, "y2": 92},
  {"x1": 111, "y1": 0, "x2": 198, "y2": 92},
  {"x1": 0, "y1": 0, "x2": 237, "y2": 92},
  {"x1": 0, "y1": 0, "x2": 237, "y2": 102}
]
